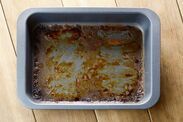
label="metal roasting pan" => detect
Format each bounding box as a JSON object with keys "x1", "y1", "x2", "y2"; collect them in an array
[{"x1": 17, "y1": 8, "x2": 160, "y2": 109}]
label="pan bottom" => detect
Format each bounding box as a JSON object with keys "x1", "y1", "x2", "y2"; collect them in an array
[{"x1": 32, "y1": 24, "x2": 144, "y2": 102}]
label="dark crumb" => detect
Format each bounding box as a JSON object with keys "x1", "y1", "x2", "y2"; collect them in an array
[
  {"x1": 32, "y1": 88, "x2": 42, "y2": 99},
  {"x1": 125, "y1": 73, "x2": 133, "y2": 77},
  {"x1": 75, "y1": 97, "x2": 80, "y2": 101},
  {"x1": 135, "y1": 59, "x2": 139, "y2": 63},
  {"x1": 103, "y1": 89, "x2": 108, "y2": 92}
]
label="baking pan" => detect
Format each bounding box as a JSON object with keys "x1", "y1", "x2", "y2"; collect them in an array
[{"x1": 17, "y1": 8, "x2": 160, "y2": 109}]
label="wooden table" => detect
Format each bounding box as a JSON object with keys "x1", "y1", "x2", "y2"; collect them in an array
[{"x1": 0, "y1": 0, "x2": 183, "y2": 122}]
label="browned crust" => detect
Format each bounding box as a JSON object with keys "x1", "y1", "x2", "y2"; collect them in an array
[{"x1": 32, "y1": 24, "x2": 144, "y2": 102}]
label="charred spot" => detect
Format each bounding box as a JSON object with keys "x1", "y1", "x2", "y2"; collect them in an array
[
  {"x1": 33, "y1": 67, "x2": 39, "y2": 74},
  {"x1": 46, "y1": 45, "x2": 54, "y2": 55},
  {"x1": 62, "y1": 26, "x2": 82, "y2": 40},
  {"x1": 75, "y1": 97, "x2": 80, "y2": 101},
  {"x1": 103, "y1": 88, "x2": 108, "y2": 92},
  {"x1": 33, "y1": 74, "x2": 38, "y2": 79},
  {"x1": 135, "y1": 59, "x2": 139, "y2": 63},
  {"x1": 46, "y1": 30, "x2": 60, "y2": 39},
  {"x1": 125, "y1": 73, "x2": 133, "y2": 77},
  {"x1": 33, "y1": 82, "x2": 38, "y2": 87}
]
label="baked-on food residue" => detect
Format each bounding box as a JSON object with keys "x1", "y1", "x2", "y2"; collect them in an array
[{"x1": 32, "y1": 24, "x2": 144, "y2": 102}]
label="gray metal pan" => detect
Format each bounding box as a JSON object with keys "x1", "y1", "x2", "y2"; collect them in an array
[{"x1": 17, "y1": 8, "x2": 160, "y2": 109}]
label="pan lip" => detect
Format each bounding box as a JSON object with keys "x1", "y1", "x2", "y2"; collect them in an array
[{"x1": 17, "y1": 8, "x2": 160, "y2": 109}]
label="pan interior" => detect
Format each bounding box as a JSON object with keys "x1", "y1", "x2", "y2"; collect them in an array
[{"x1": 32, "y1": 24, "x2": 144, "y2": 102}]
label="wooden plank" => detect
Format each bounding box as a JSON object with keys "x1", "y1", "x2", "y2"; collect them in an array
[
  {"x1": 177, "y1": 0, "x2": 183, "y2": 20},
  {"x1": 1, "y1": 0, "x2": 61, "y2": 50},
  {"x1": 62, "y1": 0, "x2": 116, "y2": 7},
  {"x1": 61, "y1": 1, "x2": 150, "y2": 122},
  {"x1": 116, "y1": 0, "x2": 183, "y2": 122},
  {"x1": 0, "y1": 3, "x2": 35, "y2": 122},
  {"x1": 1, "y1": 0, "x2": 97, "y2": 122},
  {"x1": 95, "y1": 110, "x2": 150, "y2": 122},
  {"x1": 34, "y1": 110, "x2": 96, "y2": 122}
]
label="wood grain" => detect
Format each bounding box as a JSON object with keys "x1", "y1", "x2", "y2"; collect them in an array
[
  {"x1": 0, "y1": 3, "x2": 35, "y2": 122},
  {"x1": 116, "y1": 0, "x2": 183, "y2": 122},
  {"x1": 1, "y1": 0, "x2": 96, "y2": 122},
  {"x1": 95, "y1": 110, "x2": 150, "y2": 122},
  {"x1": 34, "y1": 110, "x2": 96, "y2": 122},
  {"x1": 62, "y1": 0, "x2": 116, "y2": 7},
  {"x1": 1, "y1": 0, "x2": 61, "y2": 50},
  {"x1": 61, "y1": 1, "x2": 150, "y2": 122},
  {"x1": 177, "y1": 0, "x2": 183, "y2": 20}
]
